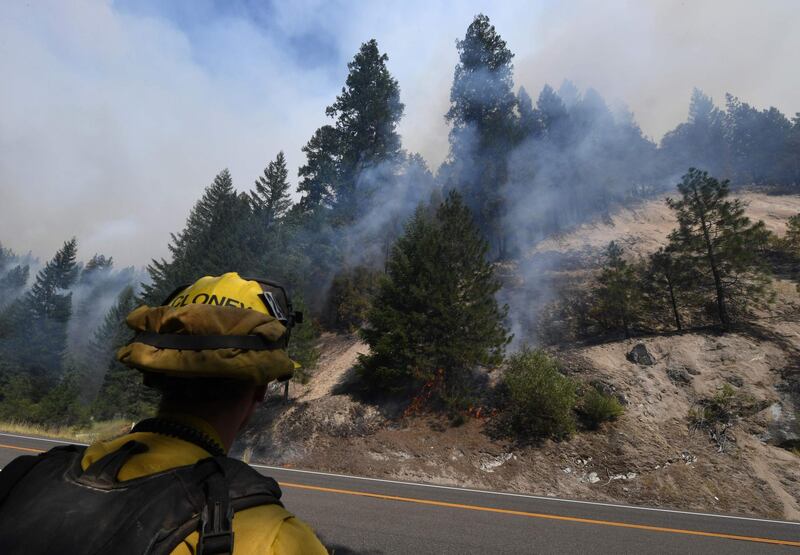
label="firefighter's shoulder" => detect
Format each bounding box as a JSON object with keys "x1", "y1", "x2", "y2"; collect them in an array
[{"x1": 173, "y1": 505, "x2": 328, "y2": 554}]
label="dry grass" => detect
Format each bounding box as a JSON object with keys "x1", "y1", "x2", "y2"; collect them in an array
[{"x1": 0, "y1": 419, "x2": 132, "y2": 444}]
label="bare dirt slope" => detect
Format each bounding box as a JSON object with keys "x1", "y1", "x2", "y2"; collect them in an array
[
  {"x1": 532, "y1": 191, "x2": 800, "y2": 258},
  {"x1": 236, "y1": 192, "x2": 800, "y2": 521}
]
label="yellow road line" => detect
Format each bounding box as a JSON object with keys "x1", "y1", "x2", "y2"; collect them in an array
[
  {"x1": 2, "y1": 443, "x2": 798, "y2": 548},
  {"x1": 281, "y1": 482, "x2": 800, "y2": 548},
  {"x1": 0, "y1": 442, "x2": 44, "y2": 454}
]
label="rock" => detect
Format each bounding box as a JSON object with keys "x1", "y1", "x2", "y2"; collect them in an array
[
  {"x1": 590, "y1": 379, "x2": 630, "y2": 405},
  {"x1": 666, "y1": 364, "x2": 692, "y2": 385},
  {"x1": 627, "y1": 343, "x2": 655, "y2": 366},
  {"x1": 479, "y1": 452, "x2": 513, "y2": 473},
  {"x1": 686, "y1": 366, "x2": 702, "y2": 376},
  {"x1": 586, "y1": 472, "x2": 600, "y2": 484},
  {"x1": 726, "y1": 375, "x2": 744, "y2": 388},
  {"x1": 764, "y1": 402, "x2": 799, "y2": 445}
]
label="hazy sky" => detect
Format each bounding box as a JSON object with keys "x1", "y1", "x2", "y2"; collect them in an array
[{"x1": 1, "y1": 0, "x2": 797, "y2": 267}]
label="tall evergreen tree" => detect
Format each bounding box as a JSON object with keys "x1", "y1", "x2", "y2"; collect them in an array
[
  {"x1": 784, "y1": 214, "x2": 800, "y2": 254},
  {"x1": 3, "y1": 238, "x2": 79, "y2": 385},
  {"x1": 536, "y1": 84, "x2": 570, "y2": 145},
  {"x1": 666, "y1": 169, "x2": 772, "y2": 328},
  {"x1": 326, "y1": 39, "x2": 404, "y2": 224},
  {"x1": 516, "y1": 87, "x2": 542, "y2": 141},
  {"x1": 80, "y1": 254, "x2": 113, "y2": 283},
  {"x1": 725, "y1": 95, "x2": 793, "y2": 184},
  {"x1": 0, "y1": 264, "x2": 29, "y2": 310},
  {"x1": 557, "y1": 79, "x2": 580, "y2": 108},
  {"x1": 251, "y1": 151, "x2": 292, "y2": 226},
  {"x1": 661, "y1": 89, "x2": 726, "y2": 177},
  {"x1": 0, "y1": 243, "x2": 34, "y2": 312},
  {"x1": 70, "y1": 253, "x2": 121, "y2": 362},
  {"x1": 142, "y1": 169, "x2": 253, "y2": 304},
  {"x1": 786, "y1": 114, "x2": 800, "y2": 185},
  {"x1": 92, "y1": 286, "x2": 157, "y2": 419},
  {"x1": 645, "y1": 247, "x2": 694, "y2": 331},
  {"x1": 357, "y1": 191, "x2": 510, "y2": 403},
  {"x1": 590, "y1": 241, "x2": 643, "y2": 338},
  {"x1": 27, "y1": 238, "x2": 79, "y2": 321},
  {"x1": 297, "y1": 125, "x2": 340, "y2": 212},
  {"x1": 444, "y1": 14, "x2": 517, "y2": 257}
]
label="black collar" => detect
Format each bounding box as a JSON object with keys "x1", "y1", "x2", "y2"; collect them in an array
[{"x1": 131, "y1": 418, "x2": 226, "y2": 458}]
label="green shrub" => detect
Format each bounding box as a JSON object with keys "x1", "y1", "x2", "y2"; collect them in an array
[
  {"x1": 288, "y1": 294, "x2": 321, "y2": 384},
  {"x1": 577, "y1": 386, "x2": 624, "y2": 430},
  {"x1": 34, "y1": 369, "x2": 90, "y2": 428},
  {"x1": 323, "y1": 266, "x2": 382, "y2": 331},
  {"x1": 688, "y1": 383, "x2": 739, "y2": 451},
  {"x1": 500, "y1": 349, "x2": 576, "y2": 441}
]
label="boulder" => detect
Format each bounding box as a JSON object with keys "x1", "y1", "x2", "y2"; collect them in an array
[
  {"x1": 590, "y1": 379, "x2": 630, "y2": 405},
  {"x1": 725, "y1": 375, "x2": 744, "y2": 388},
  {"x1": 627, "y1": 343, "x2": 655, "y2": 366},
  {"x1": 765, "y1": 402, "x2": 799, "y2": 445},
  {"x1": 666, "y1": 364, "x2": 692, "y2": 385}
]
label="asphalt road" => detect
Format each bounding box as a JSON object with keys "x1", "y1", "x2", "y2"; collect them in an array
[{"x1": 1, "y1": 432, "x2": 798, "y2": 554}]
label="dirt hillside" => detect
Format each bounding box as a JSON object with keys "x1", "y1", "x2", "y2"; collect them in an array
[{"x1": 235, "y1": 192, "x2": 800, "y2": 521}]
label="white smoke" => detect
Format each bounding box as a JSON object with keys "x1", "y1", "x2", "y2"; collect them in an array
[{"x1": 2, "y1": 1, "x2": 797, "y2": 269}]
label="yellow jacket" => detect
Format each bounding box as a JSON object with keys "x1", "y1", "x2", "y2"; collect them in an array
[{"x1": 81, "y1": 417, "x2": 327, "y2": 555}]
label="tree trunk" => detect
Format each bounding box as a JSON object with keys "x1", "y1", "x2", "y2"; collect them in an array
[
  {"x1": 694, "y1": 191, "x2": 729, "y2": 329},
  {"x1": 622, "y1": 306, "x2": 631, "y2": 339},
  {"x1": 703, "y1": 231, "x2": 729, "y2": 329},
  {"x1": 667, "y1": 278, "x2": 682, "y2": 331}
]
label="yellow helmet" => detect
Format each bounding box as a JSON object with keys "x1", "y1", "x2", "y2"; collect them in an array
[{"x1": 117, "y1": 272, "x2": 301, "y2": 384}]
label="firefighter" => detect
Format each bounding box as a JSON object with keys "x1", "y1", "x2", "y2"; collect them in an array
[{"x1": 0, "y1": 272, "x2": 328, "y2": 554}]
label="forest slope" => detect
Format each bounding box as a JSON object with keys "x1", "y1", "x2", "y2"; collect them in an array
[{"x1": 236, "y1": 192, "x2": 800, "y2": 521}]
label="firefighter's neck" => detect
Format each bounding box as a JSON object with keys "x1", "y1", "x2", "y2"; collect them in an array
[{"x1": 160, "y1": 386, "x2": 268, "y2": 452}]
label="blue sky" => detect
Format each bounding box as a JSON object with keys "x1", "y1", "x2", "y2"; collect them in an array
[
  {"x1": 115, "y1": 0, "x2": 344, "y2": 73},
  {"x1": 1, "y1": 0, "x2": 797, "y2": 266}
]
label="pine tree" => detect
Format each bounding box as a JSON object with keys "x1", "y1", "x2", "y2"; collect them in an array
[
  {"x1": 92, "y1": 285, "x2": 158, "y2": 419},
  {"x1": 536, "y1": 84, "x2": 570, "y2": 145},
  {"x1": 666, "y1": 169, "x2": 772, "y2": 328},
  {"x1": 557, "y1": 79, "x2": 580, "y2": 108},
  {"x1": 725, "y1": 96, "x2": 793, "y2": 184},
  {"x1": 4, "y1": 238, "x2": 80, "y2": 385},
  {"x1": 142, "y1": 169, "x2": 253, "y2": 304},
  {"x1": 251, "y1": 151, "x2": 292, "y2": 226},
  {"x1": 646, "y1": 247, "x2": 692, "y2": 331},
  {"x1": 0, "y1": 264, "x2": 29, "y2": 310},
  {"x1": 786, "y1": 114, "x2": 800, "y2": 185},
  {"x1": 70, "y1": 253, "x2": 119, "y2": 363},
  {"x1": 516, "y1": 87, "x2": 542, "y2": 141},
  {"x1": 591, "y1": 241, "x2": 643, "y2": 338},
  {"x1": 286, "y1": 293, "x2": 320, "y2": 384},
  {"x1": 80, "y1": 254, "x2": 113, "y2": 283},
  {"x1": 326, "y1": 39, "x2": 404, "y2": 224},
  {"x1": 444, "y1": 14, "x2": 517, "y2": 257},
  {"x1": 661, "y1": 89, "x2": 726, "y2": 178},
  {"x1": 0, "y1": 241, "x2": 16, "y2": 274},
  {"x1": 297, "y1": 125, "x2": 340, "y2": 213},
  {"x1": 357, "y1": 191, "x2": 510, "y2": 404},
  {"x1": 785, "y1": 214, "x2": 800, "y2": 254},
  {"x1": 28, "y1": 238, "x2": 79, "y2": 321}
]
